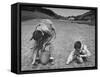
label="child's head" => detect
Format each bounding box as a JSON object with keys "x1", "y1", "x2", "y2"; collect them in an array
[{"x1": 74, "y1": 41, "x2": 81, "y2": 51}]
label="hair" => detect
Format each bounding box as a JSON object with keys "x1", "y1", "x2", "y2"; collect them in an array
[
  {"x1": 40, "y1": 19, "x2": 53, "y2": 25},
  {"x1": 74, "y1": 41, "x2": 81, "y2": 50}
]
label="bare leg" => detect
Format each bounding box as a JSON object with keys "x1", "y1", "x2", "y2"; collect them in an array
[
  {"x1": 76, "y1": 57, "x2": 83, "y2": 63},
  {"x1": 66, "y1": 51, "x2": 74, "y2": 65},
  {"x1": 31, "y1": 49, "x2": 38, "y2": 65},
  {"x1": 48, "y1": 43, "x2": 55, "y2": 65},
  {"x1": 31, "y1": 41, "x2": 42, "y2": 65}
]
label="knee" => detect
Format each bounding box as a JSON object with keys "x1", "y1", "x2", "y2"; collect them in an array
[{"x1": 77, "y1": 57, "x2": 83, "y2": 63}]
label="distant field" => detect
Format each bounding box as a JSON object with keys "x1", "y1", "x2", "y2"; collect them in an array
[
  {"x1": 21, "y1": 19, "x2": 95, "y2": 71},
  {"x1": 71, "y1": 20, "x2": 95, "y2": 25}
]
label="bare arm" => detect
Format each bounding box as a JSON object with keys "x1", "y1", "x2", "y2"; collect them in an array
[
  {"x1": 80, "y1": 45, "x2": 91, "y2": 57},
  {"x1": 66, "y1": 50, "x2": 75, "y2": 64},
  {"x1": 44, "y1": 26, "x2": 56, "y2": 46},
  {"x1": 49, "y1": 27, "x2": 56, "y2": 43}
]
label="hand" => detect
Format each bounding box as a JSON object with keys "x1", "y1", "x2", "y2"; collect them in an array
[
  {"x1": 43, "y1": 44, "x2": 46, "y2": 48},
  {"x1": 80, "y1": 55, "x2": 86, "y2": 57}
]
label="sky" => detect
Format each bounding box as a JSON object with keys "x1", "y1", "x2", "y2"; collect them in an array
[{"x1": 46, "y1": 7, "x2": 90, "y2": 17}]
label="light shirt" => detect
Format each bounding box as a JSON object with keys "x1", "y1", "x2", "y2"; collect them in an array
[{"x1": 66, "y1": 44, "x2": 91, "y2": 64}]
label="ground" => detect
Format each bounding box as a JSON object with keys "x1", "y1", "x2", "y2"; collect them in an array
[{"x1": 21, "y1": 19, "x2": 95, "y2": 71}]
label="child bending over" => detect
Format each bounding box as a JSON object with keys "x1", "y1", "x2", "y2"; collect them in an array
[{"x1": 66, "y1": 41, "x2": 91, "y2": 64}]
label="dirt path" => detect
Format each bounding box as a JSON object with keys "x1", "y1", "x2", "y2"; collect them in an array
[{"x1": 21, "y1": 19, "x2": 95, "y2": 71}]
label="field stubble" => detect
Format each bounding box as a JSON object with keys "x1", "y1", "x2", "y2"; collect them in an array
[{"x1": 21, "y1": 19, "x2": 95, "y2": 71}]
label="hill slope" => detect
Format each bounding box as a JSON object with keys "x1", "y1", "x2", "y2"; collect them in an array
[
  {"x1": 74, "y1": 10, "x2": 95, "y2": 25},
  {"x1": 75, "y1": 10, "x2": 95, "y2": 20},
  {"x1": 21, "y1": 10, "x2": 54, "y2": 21},
  {"x1": 21, "y1": 7, "x2": 66, "y2": 21}
]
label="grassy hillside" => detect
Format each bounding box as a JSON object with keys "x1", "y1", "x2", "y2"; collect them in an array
[
  {"x1": 21, "y1": 10, "x2": 54, "y2": 21},
  {"x1": 21, "y1": 7, "x2": 66, "y2": 21},
  {"x1": 74, "y1": 10, "x2": 96, "y2": 25}
]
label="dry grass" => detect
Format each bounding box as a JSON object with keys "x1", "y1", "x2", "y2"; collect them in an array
[{"x1": 21, "y1": 19, "x2": 95, "y2": 71}]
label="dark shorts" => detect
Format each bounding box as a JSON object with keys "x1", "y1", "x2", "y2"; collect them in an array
[
  {"x1": 32, "y1": 30, "x2": 43, "y2": 41},
  {"x1": 33, "y1": 30, "x2": 51, "y2": 41},
  {"x1": 33, "y1": 30, "x2": 51, "y2": 50},
  {"x1": 42, "y1": 31, "x2": 51, "y2": 42}
]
